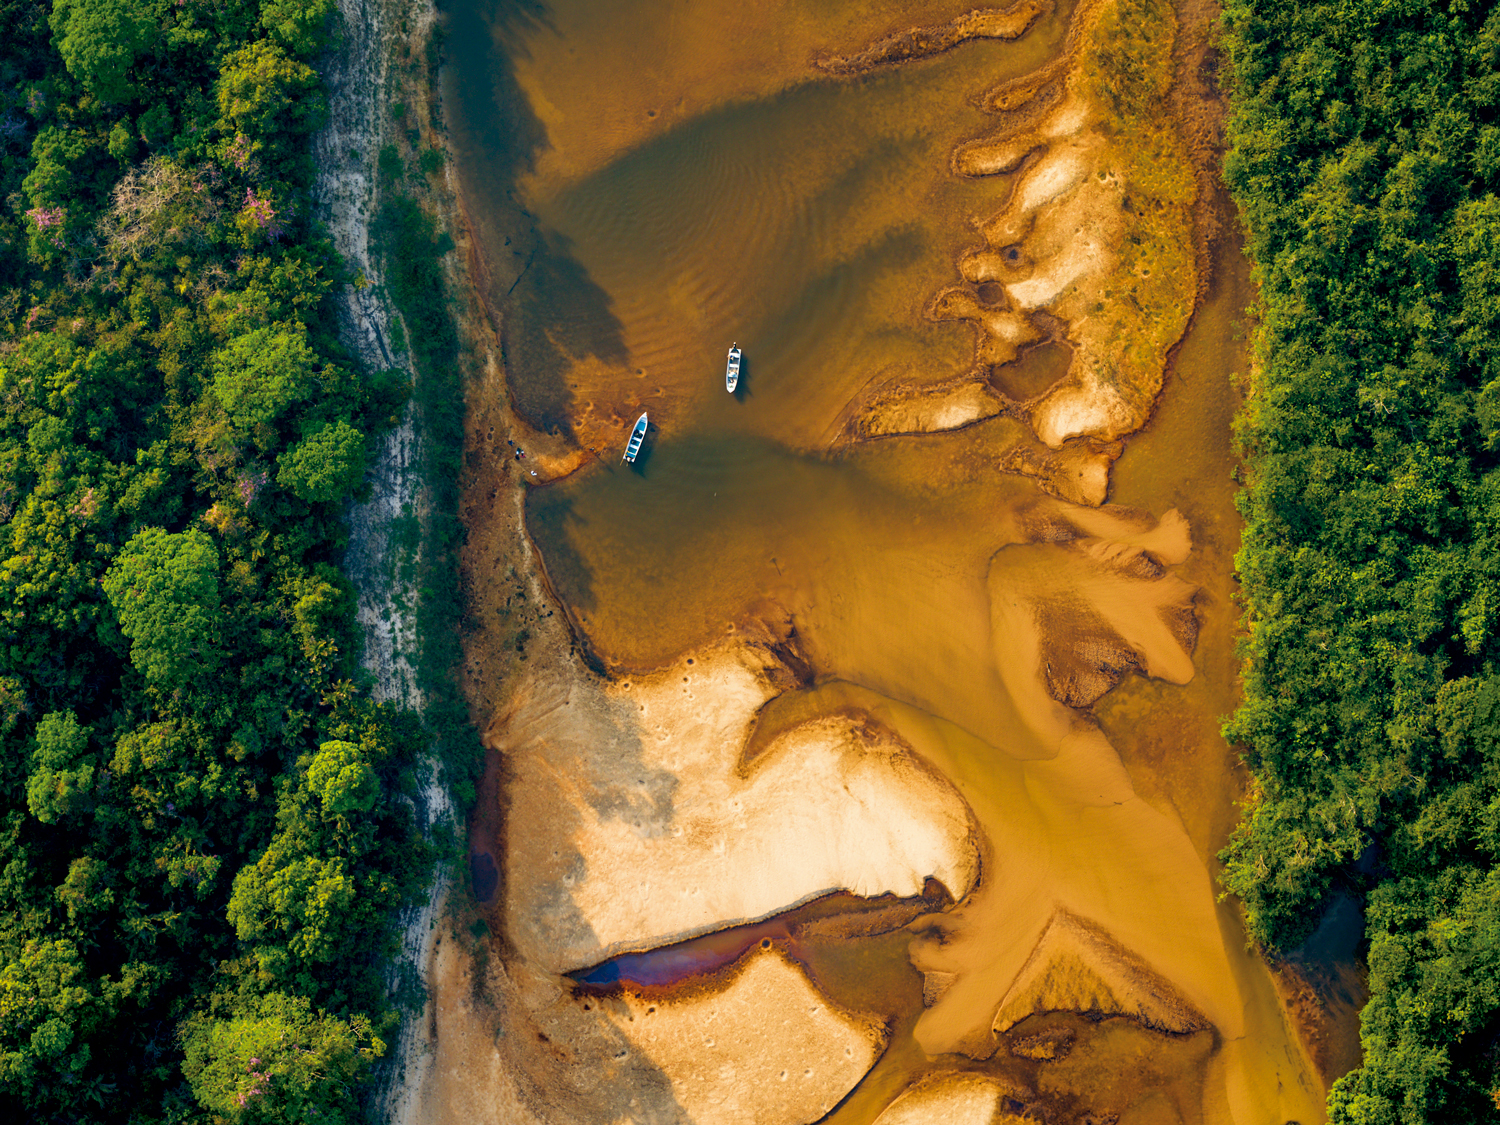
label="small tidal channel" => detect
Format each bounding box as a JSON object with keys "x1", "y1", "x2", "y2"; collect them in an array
[{"x1": 441, "y1": 0, "x2": 1340, "y2": 1121}]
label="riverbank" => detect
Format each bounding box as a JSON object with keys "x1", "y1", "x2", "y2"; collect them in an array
[
  {"x1": 318, "y1": 1, "x2": 620, "y2": 1119},
  {"x1": 310, "y1": 0, "x2": 504, "y2": 1114}
]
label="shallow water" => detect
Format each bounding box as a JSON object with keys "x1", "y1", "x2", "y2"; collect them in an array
[
  {"x1": 446, "y1": 0, "x2": 1077, "y2": 444},
  {"x1": 443, "y1": 0, "x2": 1336, "y2": 1121}
]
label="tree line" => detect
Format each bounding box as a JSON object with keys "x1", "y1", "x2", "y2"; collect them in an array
[
  {"x1": 1219, "y1": 0, "x2": 1500, "y2": 1119},
  {"x1": 0, "y1": 1, "x2": 466, "y2": 1120}
]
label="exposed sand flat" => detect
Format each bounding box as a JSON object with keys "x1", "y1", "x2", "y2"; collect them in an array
[
  {"x1": 1042, "y1": 98, "x2": 1090, "y2": 138},
  {"x1": 954, "y1": 137, "x2": 1034, "y2": 176},
  {"x1": 1004, "y1": 248, "x2": 1094, "y2": 309},
  {"x1": 870, "y1": 1072, "x2": 1023, "y2": 1124},
  {"x1": 600, "y1": 949, "x2": 886, "y2": 1124},
  {"x1": 991, "y1": 910, "x2": 1207, "y2": 1033},
  {"x1": 1014, "y1": 146, "x2": 1088, "y2": 213},
  {"x1": 411, "y1": 925, "x2": 883, "y2": 1125},
  {"x1": 496, "y1": 642, "x2": 980, "y2": 973},
  {"x1": 851, "y1": 377, "x2": 1011, "y2": 438},
  {"x1": 1031, "y1": 380, "x2": 1132, "y2": 448}
]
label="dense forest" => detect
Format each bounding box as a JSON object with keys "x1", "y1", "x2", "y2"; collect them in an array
[
  {"x1": 0, "y1": 0, "x2": 466, "y2": 1121},
  {"x1": 1218, "y1": 0, "x2": 1500, "y2": 1120}
]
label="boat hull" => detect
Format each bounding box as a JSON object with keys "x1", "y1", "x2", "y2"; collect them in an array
[
  {"x1": 624, "y1": 412, "x2": 649, "y2": 462},
  {"x1": 726, "y1": 345, "x2": 742, "y2": 393}
]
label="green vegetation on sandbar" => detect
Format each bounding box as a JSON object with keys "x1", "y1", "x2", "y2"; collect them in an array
[
  {"x1": 0, "y1": 1, "x2": 465, "y2": 1121},
  {"x1": 1219, "y1": 0, "x2": 1500, "y2": 1119}
]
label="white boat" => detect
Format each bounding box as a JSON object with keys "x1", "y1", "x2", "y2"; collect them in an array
[
  {"x1": 623, "y1": 411, "x2": 648, "y2": 462},
  {"x1": 725, "y1": 343, "x2": 742, "y2": 393}
]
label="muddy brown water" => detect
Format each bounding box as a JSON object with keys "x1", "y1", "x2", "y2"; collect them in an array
[{"x1": 442, "y1": 0, "x2": 1352, "y2": 1121}]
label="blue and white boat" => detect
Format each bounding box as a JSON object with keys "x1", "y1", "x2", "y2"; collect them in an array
[
  {"x1": 623, "y1": 411, "x2": 648, "y2": 462},
  {"x1": 725, "y1": 344, "x2": 741, "y2": 393}
]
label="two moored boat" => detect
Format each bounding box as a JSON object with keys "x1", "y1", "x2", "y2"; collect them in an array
[{"x1": 623, "y1": 344, "x2": 742, "y2": 461}]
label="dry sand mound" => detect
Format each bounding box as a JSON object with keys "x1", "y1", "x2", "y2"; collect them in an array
[
  {"x1": 600, "y1": 949, "x2": 886, "y2": 1125},
  {"x1": 992, "y1": 910, "x2": 1207, "y2": 1034},
  {"x1": 497, "y1": 641, "x2": 980, "y2": 972},
  {"x1": 871, "y1": 1072, "x2": 1030, "y2": 1125}
]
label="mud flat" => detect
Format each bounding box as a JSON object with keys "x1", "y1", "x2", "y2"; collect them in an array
[{"x1": 393, "y1": 0, "x2": 1359, "y2": 1122}]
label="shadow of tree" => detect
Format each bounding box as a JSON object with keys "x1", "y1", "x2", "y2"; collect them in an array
[
  {"x1": 503, "y1": 228, "x2": 630, "y2": 438},
  {"x1": 439, "y1": 0, "x2": 628, "y2": 440}
]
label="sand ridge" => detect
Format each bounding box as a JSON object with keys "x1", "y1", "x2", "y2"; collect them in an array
[
  {"x1": 989, "y1": 909, "x2": 1208, "y2": 1035},
  {"x1": 816, "y1": 1, "x2": 1055, "y2": 75},
  {"x1": 869, "y1": 1071, "x2": 1027, "y2": 1125},
  {"x1": 845, "y1": 0, "x2": 1210, "y2": 503}
]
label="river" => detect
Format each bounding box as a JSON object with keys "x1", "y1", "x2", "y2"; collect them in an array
[{"x1": 434, "y1": 1, "x2": 1348, "y2": 1122}]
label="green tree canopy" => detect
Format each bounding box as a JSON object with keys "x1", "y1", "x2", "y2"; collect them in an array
[
  {"x1": 1219, "y1": 0, "x2": 1500, "y2": 1117},
  {"x1": 0, "y1": 938, "x2": 94, "y2": 1096},
  {"x1": 209, "y1": 325, "x2": 318, "y2": 436},
  {"x1": 258, "y1": 0, "x2": 337, "y2": 57},
  {"x1": 226, "y1": 845, "x2": 356, "y2": 966},
  {"x1": 277, "y1": 420, "x2": 367, "y2": 502},
  {"x1": 214, "y1": 40, "x2": 325, "y2": 165},
  {"x1": 25, "y1": 709, "x2": 93, "y2": 823},
  {"x1": 306, "y1": 740, "x2": 377, "y2": 819},
  {"x1": 180, "y1": 992, "x2": 383, "y2": 1125},
  {"x1": 101, "y1": 527, "x2": 221, "y2": 689},
  {"x1": 48, "y1": 0, "x2": 164, "y2": 104}
]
